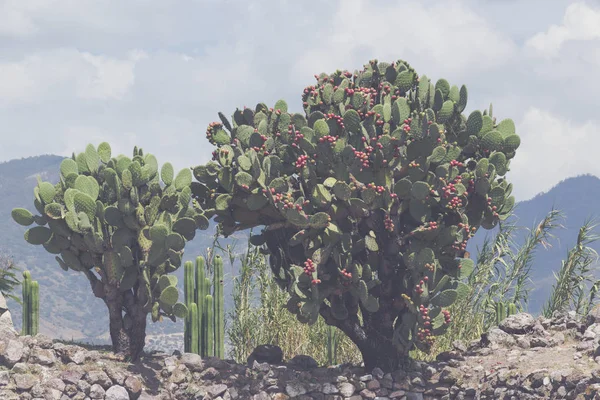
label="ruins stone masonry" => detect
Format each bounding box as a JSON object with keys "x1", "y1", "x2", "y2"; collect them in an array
[{"x1": 3, "y1": 290, "x2": 600, "y2": 399}]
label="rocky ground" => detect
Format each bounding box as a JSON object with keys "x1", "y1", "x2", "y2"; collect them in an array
[{"x1": 4, "y1": 291, "x2": 600, "y2": 399}]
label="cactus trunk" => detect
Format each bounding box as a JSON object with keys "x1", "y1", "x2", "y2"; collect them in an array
[
  {"x1": 103, "y1": 282, "x2": 147, "y2": 360},
  {"x1": 214, "y1": 256, "x2": 225, "y2": 359}
]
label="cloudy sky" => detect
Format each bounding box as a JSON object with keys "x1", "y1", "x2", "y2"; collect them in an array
[{"x1": 0, "y1": 0, "x2": 599, "y2": 202}]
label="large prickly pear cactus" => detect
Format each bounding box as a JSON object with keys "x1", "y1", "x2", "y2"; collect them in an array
[
  {"x1": 192, "y1": 59, "x2": 520, "y2": 371},
  {"x1": 11, "y1": 143, "x2": 209, "y2": 359}
]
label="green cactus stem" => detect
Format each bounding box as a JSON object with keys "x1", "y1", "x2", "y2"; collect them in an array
[
  {"x1": 205, "y1": 294, "x2": 214, "y2": 357},
  {"x1": 326, "y1": 325, "x2": 339, "y2": 366},
  {"x1": 183, "y1": 261, "x2": 194, "y2": 353},
  {"x1": 21, "y1": 271, "x2": 39, "y2": 336},
  {"x1": 22, "y1": 271, "x2": 31, "y2": 336},
  {"x1": 189, "y1": 302, "x2": 199, "y2": 355},
  {"x1": 31, "y1": 281, "x2": 39, "y2": 336},
  {"x1": 214, "y1": 255, "x2": 225, "y2": 359}
]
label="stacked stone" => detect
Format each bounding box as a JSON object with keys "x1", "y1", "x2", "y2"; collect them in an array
[{"x1": 3, "y1": 288, "x2": 600, "y2": 399}]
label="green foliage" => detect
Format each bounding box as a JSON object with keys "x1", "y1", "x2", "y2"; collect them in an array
[
  {"x1": 21, "y1": 271, "x2": 39, "y2": 336},
  {"x1": 11, "y1": 143, "x2": 208, "y2": 326},
  {"x1": 193, "y1": 58, "x2": 521, "y2": 360},
  {"x1": 0, "y1": 253, "x2": 21, "y2": 303}
]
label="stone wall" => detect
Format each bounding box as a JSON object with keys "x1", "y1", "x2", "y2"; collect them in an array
[{"x1": 3, "y1": 290, "x2": 600, "y2": 399}]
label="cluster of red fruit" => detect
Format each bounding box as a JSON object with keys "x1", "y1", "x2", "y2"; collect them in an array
[
  {"x1": 442, "y1": 309, "x2": 451, "y2": 324},
  {"x1": 303, "y1": 258, "x2": 315, "y2": 276},
  {"x1": 205, "y1": 122, "x2": 223, "y2": 142},
  {"x1": 449, "y1": 159, "x2": 464, "y2": 168},
  {"x1": 414, "y1": 278, "x2": 427, "y2": 296},
  {"x1": 417, "y1": 304, "x2": 434, "y2": 343},
  {"x1": 295, "y1": 155, "x2": 309, "y2": 169},
  {"x1": 318, "y1": 135, "x2": 338, "y2": 145},
  {"x1": 402, "y1": 118, "x2": 413, "y2": 133},
  {"x1": 352, "y1": 148, "x2": 371, "y2": 169},
  {"x1": 417, "y1": 326, "x2": 435, "y2": 344},
  {"x1": 324, "y1": 113, "x2": 345, "y2": 130},
  {"x1": 451, "y1": 239, "x2": 468, "y2": 253},
  {"x1": 441, "y1": 182, "x2": 458, "y2": 199},
  {"x1": 384, "y1": 214, "x2": 394, "y2": 232},
  {"x1": 363, "y1": 183, "x2": 386, "y2": 193},
  {"x1": 408, "y1": 161, "x2": 420, "y2": 168},
  {"x1": 286, "y1": 124, "x2": 304, "y2": 141},
  {"x1": 340, "y1": 268, "x2": 352, "y2": 279},
  {"x1": 447, "y1": 196, "x2": 463, "y2": 210},
  {"x1": 487, "y1": 196, "x2": 500, "y2": 218}
]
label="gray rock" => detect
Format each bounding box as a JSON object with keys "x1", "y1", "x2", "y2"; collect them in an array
[
  {"x1": 338, "y1": 382, "x2": 356, "y2": 397},
  {"x1": 89, "y1": 383, "x2": 106, "y2": 399},
  {"x1": 124, "y1": 375, "x2": 142, "y2": 398},
  {"x1": 0, "y1": 371, "x2": 10, "y2": 386},
  {"x1": 287, "y1": 354, "x2": 318, "y2": 370},
  {"x1": 482, "y1": 328, "x2": 516, "y2": 348},
  {"x1": 179, "y1": 352, "x2": 205, "y2": 371},
  {"x1": 0, "y1": 310, "x2": 17, "y2": 337},
  {"x1": 86, "y1": 370, "x2": 113, "y2": 389},
  {"x1": 285, "y1": 381, "x2": 307, "y2": 397},
  {"x1": 14, "y1": 373, "x2": 38, "y2": 390},
  {"x1": 60, "y1": 369, "x2": 84, "y2": 385},
  {"x1": 499, "y1": 313, "x2": 536, "y2": 334},
  {"x1": 106, "y1": 385, "x2": 130, "y2": 400},
  {"x1": 29, "y1": 347, "x2": 56, "y2": 365},
  {"x1": 247, "y1": 344, "x2": 283, "y2": 365},
  {"x1": 206, "y1": 384, "x2": 228, "y2": 397},
  {"x1": 2, "y1": 339, "x2": 24, "y2": 366}
]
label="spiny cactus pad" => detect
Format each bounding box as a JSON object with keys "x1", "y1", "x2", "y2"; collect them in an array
[{"x1": 193, "y1": 59, "x2": 520, "y2": 356}]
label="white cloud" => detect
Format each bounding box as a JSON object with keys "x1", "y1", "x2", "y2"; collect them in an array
[
  {"x1": 0, "y1": 49, "x2": 144, "y2": 106},
  {"x1": 292, "y1": 0, "x2": 517, "y2": 83},
  {"x1": 525, "y1": 2, "x2": 600, "y2": 57},
  {"x1": 0, "y1": 0, "x2": 599, "y2": 205},
  {"x1": 508, "y1": 107, "x2": 600, "y2": 200}
]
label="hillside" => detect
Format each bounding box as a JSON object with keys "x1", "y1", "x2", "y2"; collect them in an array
[{"x1": 1, "y1": 155, "x2": 600, "y2": 351}]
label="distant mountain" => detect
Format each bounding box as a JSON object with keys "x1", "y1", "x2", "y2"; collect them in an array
[
  {"x1": 466, "y1": 174, "x2": 600, "y2": 315},
  {"x1": 1, "y1": 155, "x2": 599, "y2": 350}
]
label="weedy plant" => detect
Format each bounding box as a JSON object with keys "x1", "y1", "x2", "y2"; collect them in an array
[{"x1": 225, "y1": 233, "x2": 362, "y2": 366}]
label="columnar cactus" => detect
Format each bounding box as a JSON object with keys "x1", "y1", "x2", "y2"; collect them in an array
[
  {"x1": 192, "y1": 59, "x2": 520, "y2": 371},
  {"x1": 326, "y1": 325, "x2": 339, "y2": 366},
  {"x1": 183, "y1": 255, "x2": 224, "y2": 358},
  {"x1": 11, "y1": 144, "x2": 209, "y2": 360},
  {"x1": 21, "y1": 271, "x2": 39, "y2": 336},
  {"x1": 495, "y1": 301, "x2": 517, "y2": 325},
  {"x1": 214, "y1": 255, "x2": 225, "y2": 359}
]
